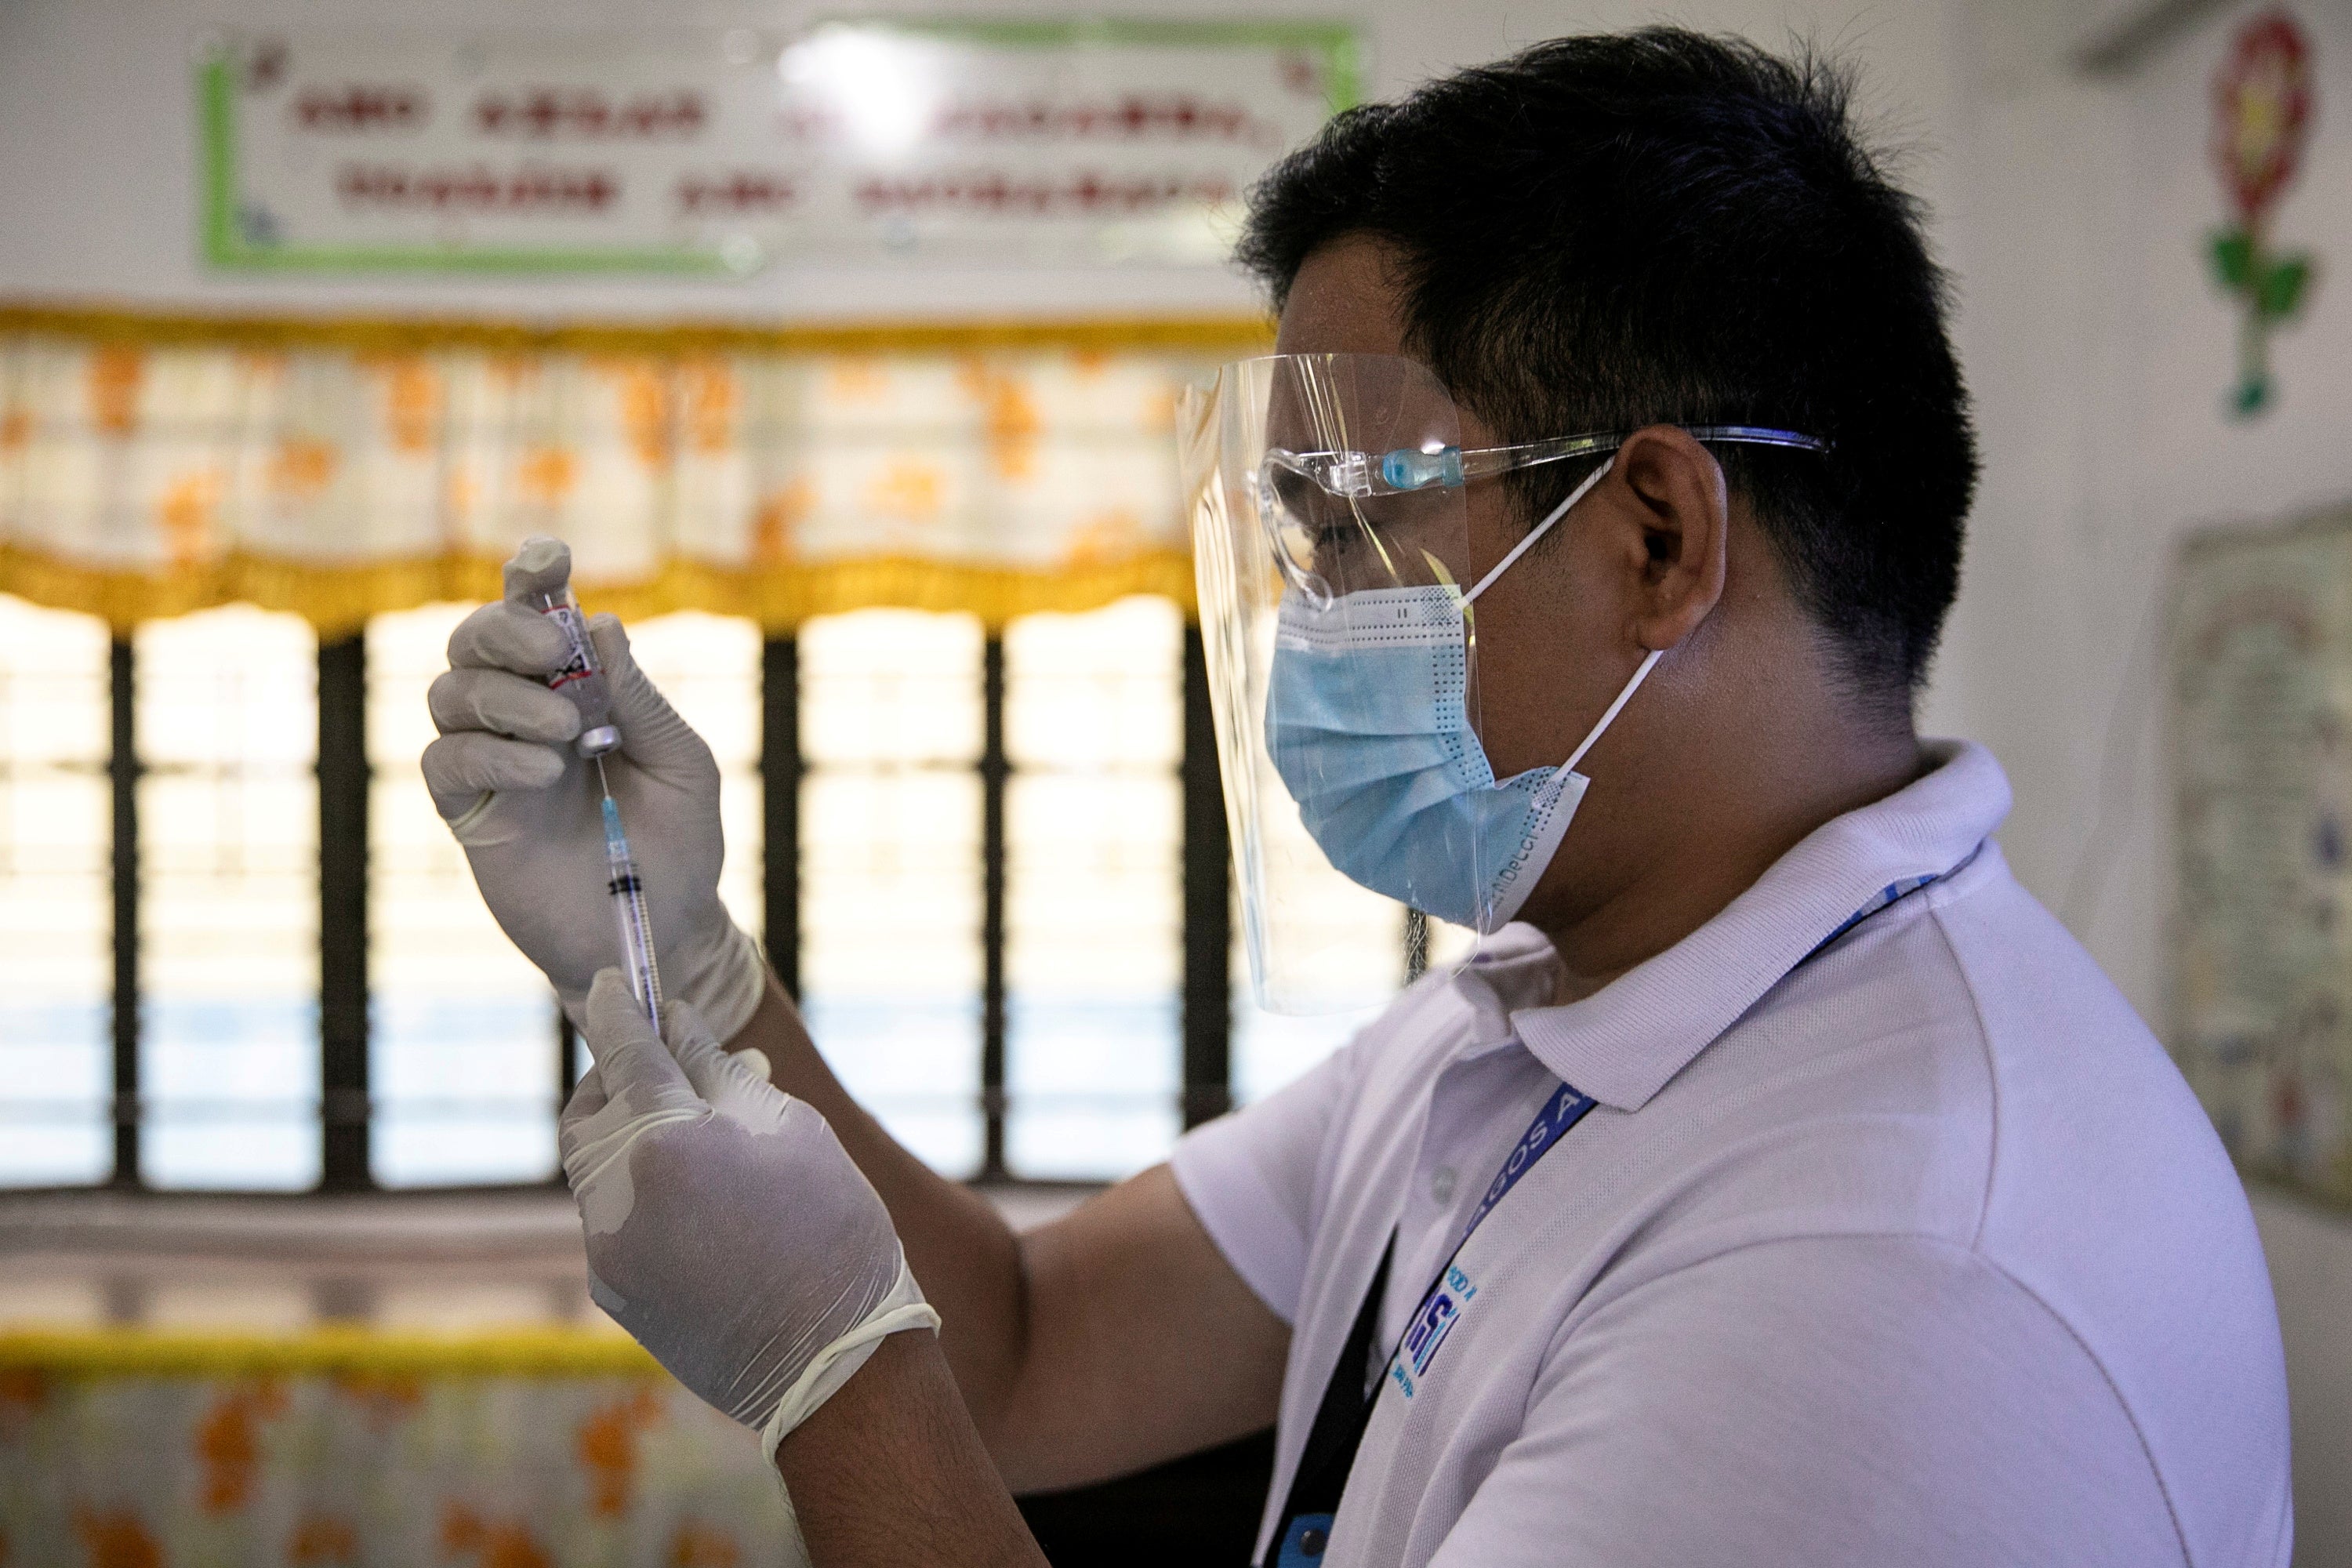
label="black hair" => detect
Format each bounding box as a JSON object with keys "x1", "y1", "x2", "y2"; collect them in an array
[{"x1": 1238, "y1": 28, "x2": 1976, "y2": 703}]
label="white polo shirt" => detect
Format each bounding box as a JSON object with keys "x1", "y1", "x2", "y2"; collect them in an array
[{"x1": 1171, "y1": 742, "x2": 2292, "y2": 1568}]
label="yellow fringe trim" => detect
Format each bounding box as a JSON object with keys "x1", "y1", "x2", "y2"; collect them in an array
[
  {"x1": 0, "y1": 545, "x2": 1200, "y2": 637},
  {"x1": 0, "y1": 301, "x2": 1275, "y2": 360},
  {"x1": 0, "y1": 306, "x2": 1236, "y2": 631},
  {"x1": 0, "y1": 1325, "x2": 659, "y2": 1378}
]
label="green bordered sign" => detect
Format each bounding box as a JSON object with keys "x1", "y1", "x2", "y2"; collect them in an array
[{"x1": 197, "y1": 20, "x2": 1361, "y2": 275}]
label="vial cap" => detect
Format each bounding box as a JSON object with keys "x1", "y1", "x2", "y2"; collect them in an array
[{"x1": 577, "y1": 724, "x2": 622, "y2": 757}]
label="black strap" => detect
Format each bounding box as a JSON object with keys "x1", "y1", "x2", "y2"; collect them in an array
[{"x1": 1264, "y1": 1234, "x2": 1392, "y2": 1563}]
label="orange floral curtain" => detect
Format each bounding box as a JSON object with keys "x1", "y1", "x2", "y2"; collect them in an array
[
  {"x1": 0, "y1": 309, "x2": 1269, "y2": 633},
  {"x1": 0, "y1": 1330, "x2": 793, "y2": 1568}
]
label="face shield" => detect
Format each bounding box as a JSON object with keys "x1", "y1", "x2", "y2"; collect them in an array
[{"x1": 1180, "y1": 351, "x2": 1827, "y2": 1013}]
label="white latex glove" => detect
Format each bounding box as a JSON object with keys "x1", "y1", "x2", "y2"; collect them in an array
[
  {"x1": 422, "y1": 537, "x2": 765, "y2": 1039},
  {"x1": 560, "y1": 970, "x2": 938, "y2": 1455}
]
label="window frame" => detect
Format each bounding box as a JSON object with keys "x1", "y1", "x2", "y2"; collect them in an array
[{"x1": 76, "y1": 615, "x2": 1241, "y2": 1195}]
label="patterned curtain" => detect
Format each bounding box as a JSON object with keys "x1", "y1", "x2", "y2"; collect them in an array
[
  {"x1": 0, "y1": 309, "x2": 1268, "y2": 632},
  {"x1": 0, "y1": 1330, "x2": 797, "y2": 1567}
]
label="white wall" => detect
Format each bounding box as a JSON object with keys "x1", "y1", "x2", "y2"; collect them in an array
[
  {"x1": 7, "y1": 0, "x2": 2351, "y2": 1557},
  {"x1": 0, "y1": 0, "x2": 1958, "y2": 322},
  {"x1": 1938, "y1": 7, "x2": 2352, "y2": 1562},
  {"x1": 1940, "y1": 0, "x2": 2352, "y2": 1043}
]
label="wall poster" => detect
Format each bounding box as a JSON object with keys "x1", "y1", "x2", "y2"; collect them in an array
[
  {"x1": 196, "y1": 20, "x2": 1360, "y2": 274},
  {"x1": 2172, "y1": 504, "x2": 2352, "y2": 1207}
]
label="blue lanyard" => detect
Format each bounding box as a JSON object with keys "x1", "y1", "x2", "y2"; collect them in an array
[
  {"x1": 1387, "y1": 1080, "x2": 1595, "y2": 1398},
  {"x1": 1457, "y1": 1079, "x2": 1597, "y2": 1245},
  {"x1": 1811, "y1": 869, "x2": 1948, "y2": 953}
]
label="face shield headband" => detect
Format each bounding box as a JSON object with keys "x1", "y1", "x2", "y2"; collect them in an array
[{"x1": 1180, "y1": 352, "x2": 1828, "y2": 1012}]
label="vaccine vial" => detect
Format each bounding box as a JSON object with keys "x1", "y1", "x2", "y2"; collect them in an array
[{"x1": 537, "y1": 583, "x2": 622, "y2": 757}]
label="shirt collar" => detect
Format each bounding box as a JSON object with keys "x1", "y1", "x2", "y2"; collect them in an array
[
  {"x1": 1465, "y1": 739, "x2": 2011, "y2": 1112},
  {"x1": 1447, "y1": 929, "x2": 1563, "y2": 1052}
]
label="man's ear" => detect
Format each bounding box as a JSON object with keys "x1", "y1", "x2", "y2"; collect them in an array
[{"x1": 1602, "y1": 425, "x2": 1730, "y2": 653}]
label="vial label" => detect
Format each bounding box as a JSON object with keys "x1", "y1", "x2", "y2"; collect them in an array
[
  {"x1": 540, "y1": 597, "x2": 621, "y2": 756},
  {"x1": 540, "y1": 601, "x2": 597, "y2": 691}
]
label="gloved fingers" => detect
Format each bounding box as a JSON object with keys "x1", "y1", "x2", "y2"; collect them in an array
[
  {"x1": 556, "y1": 1060, "x2": 609, "y2": 1185},
  {"x1": 663, "y1": 996, "x2": 753, "y2": 1102},
  {"x1": 428, "y1": 666, "x2": 583, "y2": 744},
  {"x1": 583, "y1": 967, "x2": 702, "y2": 1110},
  {"x1": 663, "y1": 918, "x2": 771, "y2": 1048},
  {"x1": 445, "y1": 598, "x2": 570, "y2": 677},
  {"x1": 561, "y1": 1063, "x2": 609, "y2": 1124},
  {"x1": 420, "y1": 731, "x2": 564, "y2": 818},
  {"x1": 503, "y1": 534, "x2": 573, "y2": 606},
  {"x1": 590, "y1": 615, "x2": 720, "y2": 783}
]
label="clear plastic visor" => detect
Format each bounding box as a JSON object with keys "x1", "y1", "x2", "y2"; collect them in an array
[{"x1": 1181, "y1": 354, "x2": 1486, "y2": 1013}]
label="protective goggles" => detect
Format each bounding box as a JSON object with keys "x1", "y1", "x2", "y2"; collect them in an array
[
  {"x1": 1239, "y1": 354, "x2": 1827, "y2": 604},
  {"x1": 1178, "y1": 352, "x2": 1826, "y2": 1010}
]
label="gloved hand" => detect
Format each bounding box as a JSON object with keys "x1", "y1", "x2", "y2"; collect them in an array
[
  {"x1": 561, "y1": 970, "x2": 938, "y2": 1454},
  {"x1": 421, "y1": 537, "x2": 765, "y2": 1039}
]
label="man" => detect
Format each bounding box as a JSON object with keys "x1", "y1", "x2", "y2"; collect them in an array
[{"x1": 425, "y1": 30, "x2": 2292, "y2": 1568}]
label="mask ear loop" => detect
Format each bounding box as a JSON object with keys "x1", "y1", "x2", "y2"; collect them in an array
[
  {"x1": 1462, "y1": 456, "x2": 1613, "y2": 606},
  {"x1": 1561, "y1": 648, "x2": 1664, "y2": 775},
  {"x1": 1451, "y1": 450, "x2": 1662, "y2": 771},
  {"x1": 1453, "y1": 630, "x2": 1661, "y2": 956},
  {"x1": 1442, "y1": 452, "x2": 1661, "y2": 958}
]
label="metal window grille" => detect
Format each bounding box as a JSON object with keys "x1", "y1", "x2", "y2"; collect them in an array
[{"x1": 0, "y1": 593, "x2": 1429, "y2": 1192}]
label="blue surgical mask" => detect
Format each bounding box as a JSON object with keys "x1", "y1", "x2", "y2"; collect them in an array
[{"x1": 1265, "y1": 459, "x2": 1661, "y2": 931}]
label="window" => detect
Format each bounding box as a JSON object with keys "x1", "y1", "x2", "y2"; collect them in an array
[
  {"x1": 0, "y1": 592, "x2": 1440, "y2": 1192},
  {"x1": 798, "y1": 608, "x2": 988, "y2": 1175},
  {"x1": 0, "y1": 596, "x2": 111, "y2": 1186},
  {"x1": 368, "y1": 604, "x2": 561, "y2": 1188},
  {"x1": 626, "y1": 613, "x2": 766, "y2": 942},
  {"x1": 137, "y1": 607, "x2": 320, "y2": 1190},
  {"x1": 1004, "y1": 597, "x2": 1184, "y2": 1178}
]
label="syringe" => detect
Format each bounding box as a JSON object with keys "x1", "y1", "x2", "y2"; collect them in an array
[
  {"x1": 598, "y1": 771, "x2": 663, "y2": 1018},
  {"x1": 524, "y1": 538, "x2": 664, "y2": 1018}
]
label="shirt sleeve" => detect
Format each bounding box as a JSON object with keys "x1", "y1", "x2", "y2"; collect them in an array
[
  {"x1": 1167, "y1": 1044, "x2": 1358, "y2": 1325},
  {"x1": 1424, "y1": 1235, "x2": 2186, "y2": 1568}
]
